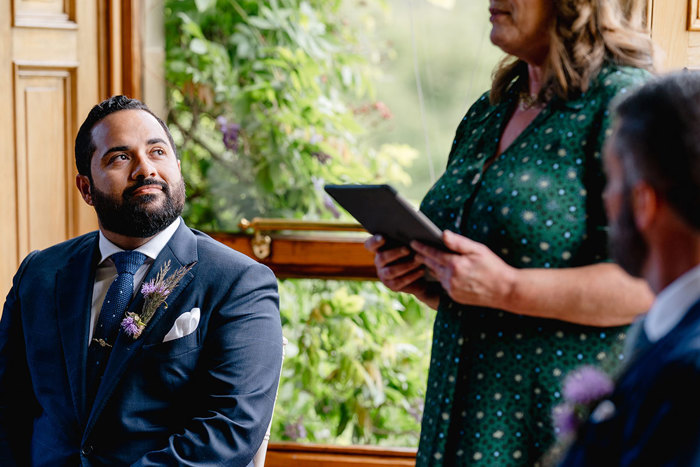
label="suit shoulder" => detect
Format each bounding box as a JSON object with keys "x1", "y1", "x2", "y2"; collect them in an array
[
  {"x1": 190, "y1": 229, "x2": 275, "y2": 275},
  {"x1": 641, "y1": 309, "x2": 700, "y2": 382},
  {"x1": 19, "y1": 232, "x2": 98, "y2": 269}
]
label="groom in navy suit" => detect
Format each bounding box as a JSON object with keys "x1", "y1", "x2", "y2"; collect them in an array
[
  {"x1": 559, "y1": 72, "x2": 700, "y2": 465},
  {"x1": 0, "y1": 96, "x2": 283, "y2": 465}
]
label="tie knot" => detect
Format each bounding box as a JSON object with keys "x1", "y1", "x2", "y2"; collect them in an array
[{"x1": 112, "y1": 251, "x2": 147, "y2": 275}]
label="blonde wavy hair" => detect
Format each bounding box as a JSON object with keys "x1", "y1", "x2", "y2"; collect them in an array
[{"x1": 490, "y1": 0, "x2": 656, "y2": 104}]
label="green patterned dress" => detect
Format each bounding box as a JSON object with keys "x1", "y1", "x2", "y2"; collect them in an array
[{"x1": 416, "y1": 64, "x2": 649, "y2": 466}]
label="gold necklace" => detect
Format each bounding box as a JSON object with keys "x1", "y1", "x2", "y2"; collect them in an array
[{"x1": 518, "y1": 92, "x2": 538, "y2": 110}]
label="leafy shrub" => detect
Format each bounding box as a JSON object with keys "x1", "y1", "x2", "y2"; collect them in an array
[
  {"x1": 276, "y1": 279, "x2": 434, "y2": 446},
  {"x1": 165, "y1": 0, "x2": 416, "y2": 228}
]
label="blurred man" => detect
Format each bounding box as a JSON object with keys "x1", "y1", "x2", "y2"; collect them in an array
[
  {"x1": 560, "y1": 71, "x2": 700, "y2": 465},
  {"x1": 0, "y1": 95, "x2": 283, "y2": 465}
]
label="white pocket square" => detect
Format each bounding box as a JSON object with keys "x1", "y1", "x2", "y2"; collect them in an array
[{"x1": 163, "y1": 308, "x2": 200, "y2": 343}]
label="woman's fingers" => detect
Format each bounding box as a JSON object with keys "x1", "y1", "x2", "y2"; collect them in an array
[
  {"x1": 364, "y1": 234, "x2": 385, "y2": 253},
  {"x1": 413, "y1": 252, "x2": 440, "y2": 271},
  {"x1": 379, "y1": 256, "x2": 422, "y2": 279},
  {"x1": 442, "y1": 229, "x2": 482, "y2": 254},
  {"x1": 365, "y1": 236, "x2": 414, "y2": 269},
  {"x1": 411, "y1": 230, "x2": 483, "y2": 266},
  {"x1": 382, "y1": 267, "x2": 426, "y2": 292},
  {"x1": 377, "y1": 247, "x2": 414, "y2": 268},
  {"x1": 364, "y1": 234, "x2": 428, "y2": 292}
]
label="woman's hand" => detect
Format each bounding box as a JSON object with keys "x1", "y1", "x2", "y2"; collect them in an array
[
  {"x1": 411, "y1": 230, "x2": 517, "y2": 309},
  {"x1": 364, "y1": 235, "x2": 441, "y2": 309},
  {"x1": 412, "y1": 230, "x2": 653, "y2": 326}
]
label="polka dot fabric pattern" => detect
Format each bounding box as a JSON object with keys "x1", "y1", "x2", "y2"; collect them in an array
[{"x1": 416, "y1": 64, "x2": 650, "y2": 466}]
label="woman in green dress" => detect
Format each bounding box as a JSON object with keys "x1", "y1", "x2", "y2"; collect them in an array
[{"x1": 365, "y1": 0, "x2": 657, "y2": 465}]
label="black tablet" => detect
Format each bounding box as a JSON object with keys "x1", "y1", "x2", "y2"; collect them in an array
[{"x1": 324, "y1": 184, "x2": 448, "y2": 251}]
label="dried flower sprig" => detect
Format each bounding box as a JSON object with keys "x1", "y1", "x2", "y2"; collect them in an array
[{"x1": 121, "y1": 260, "x2": 195, "y2": 339}]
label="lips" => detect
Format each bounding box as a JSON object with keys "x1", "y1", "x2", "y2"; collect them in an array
[
  {"x1": 132, "y1": 185, "x2": 162, "y2": 195},
  {"x1": 489, "y1": 6, "x2": 510, "y2": 16},
  {"x1": 124, "y1": 179, "x2": 168, "y2": 199}
]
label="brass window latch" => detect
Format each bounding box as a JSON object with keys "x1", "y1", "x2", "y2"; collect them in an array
[{"x1": 238, "y1": 218, "x2": 365, "y2": 260}]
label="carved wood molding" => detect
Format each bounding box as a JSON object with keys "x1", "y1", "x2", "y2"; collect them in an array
[
  {"x1": 13, "y1": 0, "x2": 75, "y2": 29},
  {"x1": 689, "y1": 0, "x2": 700, "y2": 31}
]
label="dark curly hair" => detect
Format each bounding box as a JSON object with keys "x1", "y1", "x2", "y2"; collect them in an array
[{"x1": 74, "y1": 95, "x2": 176, "y2": 178}]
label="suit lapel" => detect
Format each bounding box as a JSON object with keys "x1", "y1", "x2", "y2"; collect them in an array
[
  {"x1": 621, "y1": 298, "x2": 700, "y2": 383},
  {"x1": 85, "y1": 220, "x2": 198, "y2": 434},
  {"x1": 55, "y1": 234, "x2": 100, "y2": 424}
]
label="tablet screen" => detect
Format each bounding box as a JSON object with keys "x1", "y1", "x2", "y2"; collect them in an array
[{"x1": 324, "y1": 184, "x2": 447, "y2": 251}]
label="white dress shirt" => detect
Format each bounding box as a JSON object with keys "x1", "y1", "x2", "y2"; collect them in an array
[
  {"x1": 644, "y1": 264, "x2": 700, "y2": 343},
  {"x1": 89, "y1": 218, "x2": 181, "y2": 342}
]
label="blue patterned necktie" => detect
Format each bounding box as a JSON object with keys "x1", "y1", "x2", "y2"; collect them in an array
[{"x1": 87, "y1": 250, "x2": 147, "y2": 401}]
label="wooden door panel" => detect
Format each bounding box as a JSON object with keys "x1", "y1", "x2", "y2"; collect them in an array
[
  {"x1": 13, "y1": 27, "x2": 79, "y2": 64},
  {"x1": 0, "y1": 0, "x2": 102, "y2": 299},
  {"x1": 14, "y1": 67, "x2": 75, "y2": 255}
]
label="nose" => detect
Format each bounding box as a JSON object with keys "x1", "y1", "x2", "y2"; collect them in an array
[{"x1": 130, "y1": 152, "x2": 157, "y2": 180}]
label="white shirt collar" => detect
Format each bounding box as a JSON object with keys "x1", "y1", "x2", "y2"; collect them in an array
[
  {"x1": 97, "y1": 217, "x2": 181, "y2": 264},
  {"x1": 644, "y1": 263, "x2": 700, "y2": 342}
]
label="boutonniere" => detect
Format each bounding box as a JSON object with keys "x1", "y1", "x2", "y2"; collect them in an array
[
  {"x1": 121, "y1": 260, "x2": 195, "y2": 339},
  {"x1": 542, "y1": 365, "x2": 615, "y2": 465},
  {"x1": 552, "y1": 365, "x2": 614, "y2": 438}
]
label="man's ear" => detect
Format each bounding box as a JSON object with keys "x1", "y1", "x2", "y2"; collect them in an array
[
  {"x1": 631, "y1": 181, "x2": 658, "y2": 231},
  {"x1": 76, "y1": 174, "x2": 94, "y2": 206}
]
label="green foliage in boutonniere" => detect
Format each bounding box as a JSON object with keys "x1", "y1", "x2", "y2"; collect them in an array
[{"x1": 121, "y1": 260, "x2": 195, "y2": 339}]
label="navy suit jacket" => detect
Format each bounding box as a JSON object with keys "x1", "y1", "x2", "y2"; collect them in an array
[
  {"x1": 560, "y1": 299, "x2": 700, "y2": 466},
  {"x1": 0, "y1": 220, "x2": 283, "y2": 466}
]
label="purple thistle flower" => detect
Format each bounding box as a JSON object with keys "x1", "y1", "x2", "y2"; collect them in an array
[
  {"x1": 552, "y1": 402, "x2": 580, "y2": 438},
  {"x1": 562, "y1": 365, "x2": 614, "y2": 405},
  {"x1": 217, "y1": 116, "x2": 241, "y2": 153},
  {"x1": 141, "y1": 281, "x2": 157, "y2": 297},
  {"x1": 121, "y1": 315, "x2": 143, "y2": 338}
]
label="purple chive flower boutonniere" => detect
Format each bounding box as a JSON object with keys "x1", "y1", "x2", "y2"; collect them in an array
[
  {"x1": 552, "y1": 365, "x2": 615, "y2": 439},
  {"x1": 121, "y1": 260, "x2": 194, "y2": 339}
]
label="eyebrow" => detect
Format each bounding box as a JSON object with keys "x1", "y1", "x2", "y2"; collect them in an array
[
  {"x1": 147, "y1": 138, "x2": 168, "y2": 146},
  {"x1": 100, "y1": 138, "x2": 169, "y2": 159},
  {"x1": 101, "y1": 145, "x2": 129, "y2": 159}
]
